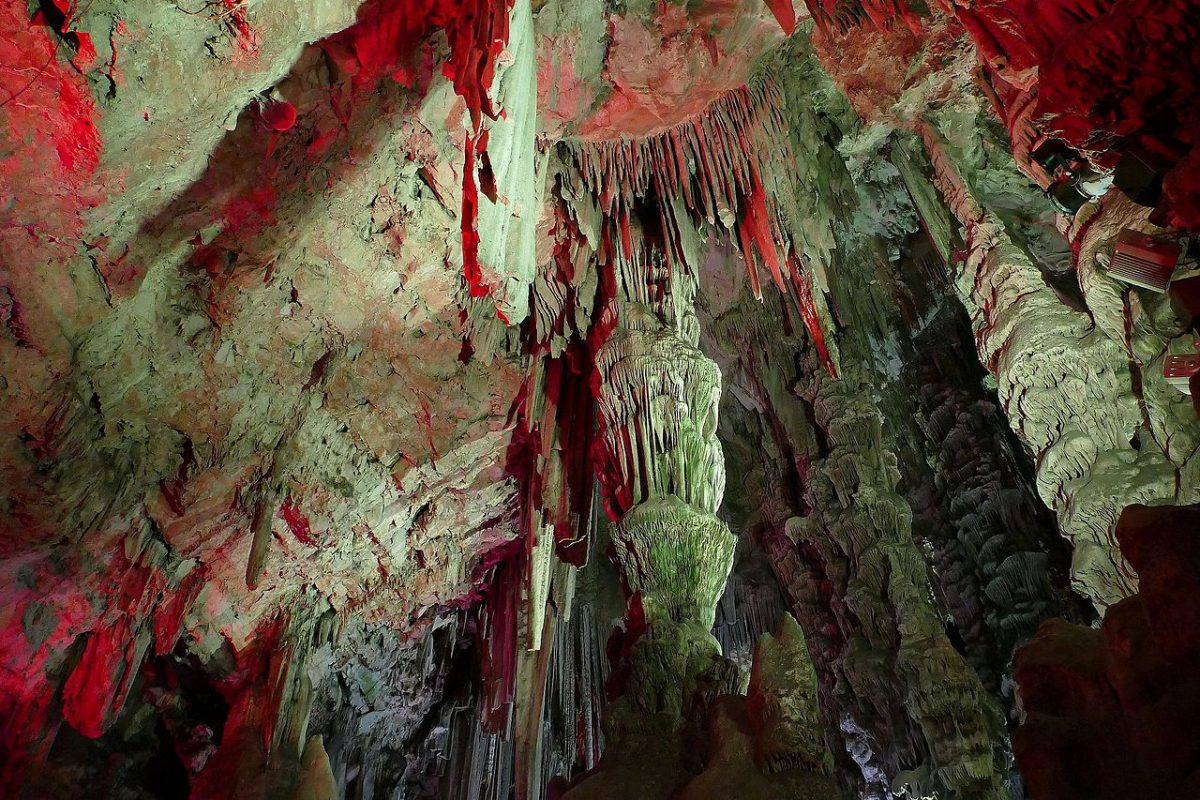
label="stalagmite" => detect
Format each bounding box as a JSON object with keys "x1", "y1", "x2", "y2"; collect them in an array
[
  {"x1": 797, "y1": 365, "x2": 1007, "y2": 800},
  {"x1": 745, "y1": 613, "x2": 829, "y2": 775},
  {"x1": 290, "y1": 736, "x2": 338, "y2": 800},
  {"x1": 590, "y1": 267, "x2": 736, "y2": 715}
]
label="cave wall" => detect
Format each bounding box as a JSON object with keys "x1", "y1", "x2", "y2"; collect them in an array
[
  {"x1": 3, "y1": 0, "x2": 528, "y2": 793},
  {"x1": 1013, "y1": 504, "x2": 1200, "y2": 799},
  {"x1": 795, "y1": 1, "x2": 1200, "y2": 614}
]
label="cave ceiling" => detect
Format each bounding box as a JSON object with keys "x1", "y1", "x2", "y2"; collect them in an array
[{"x1": 2, "y1": 1, "x2": 1200, "y2": 799}]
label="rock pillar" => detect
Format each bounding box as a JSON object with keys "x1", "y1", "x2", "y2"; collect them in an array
[{"x1": 593, "y1": 285, "x2": 737, "y2": 714}]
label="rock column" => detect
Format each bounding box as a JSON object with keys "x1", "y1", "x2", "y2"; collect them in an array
[
  {"x1": 593, "y1": 283, "x2": 737, "y2": 714},
  {"x1": 916, "y1": 116, "x2": 1178, "y2": 610}
]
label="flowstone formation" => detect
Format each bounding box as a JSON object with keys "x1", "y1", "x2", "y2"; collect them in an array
[
  {"x1": 804, "y1": 0, "x2": 1200, "y2": 613},
  {"x1": 4, "y1": 1, "x2": 1200, "y2": 799},
  {"x1": 799, "y1": 367, "x2": 1006, "y2": 799},
  {"x1": 593, "y1": 299, "x2": 737, "y2": 713}
]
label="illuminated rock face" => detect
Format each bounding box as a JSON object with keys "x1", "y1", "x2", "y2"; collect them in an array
[
  {"x1": 592, "y1": 285, "x2": 737, "y2": 714},
  {"x1": 897, "y1": 43, "x2": 1198, "y2": 615},
  {"x1": 534, "y1": 0, "x2": 790, "y2": 140},
  {"x1": 1, "y1": 0, "x2": 525, "y2": 794},
  {"x1": 4, "y1": 0, "x2": 1200, "y2": 798},
  {"x1": 794, "y1": 365, "x2": 1008, "y2": 800}
]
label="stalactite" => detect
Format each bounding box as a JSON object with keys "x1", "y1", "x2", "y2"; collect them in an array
[
  {"x1": 498, "y1": 228, "x2": 609, "y2": 795},
  {"x1": 430, "y1": 702, "x2": 516, "y2": 800},
  {"x1": 561, "y1": 82, "x2": 838, "y2": 376},
  {"x1": 423, "y1": 581, "x2": 614, "y2": 800},
  {"x1": 469, "y1": 0, "x2": 539, "y2": 325},
  {"x1": 589, "y1": 277, "x2": 737, "y2": 716},
  {"x1": 321, "y1": 0, "x2": 525, "y2": 318}
]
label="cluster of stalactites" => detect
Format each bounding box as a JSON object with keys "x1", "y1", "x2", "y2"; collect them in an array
[
  {"x1": 560, "y1": 83, "x2": 833, "y2": 373},
  {"x1": 803, "y1": 0, "x2": 923, "y2": 36},
  {"x1": 593, "y1": 318, "x2": 725, "y2": 519}
]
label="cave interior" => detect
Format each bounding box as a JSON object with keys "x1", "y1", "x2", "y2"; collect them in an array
[{"x1": 2, "y1": 0, "x2": 1200, "y2": 798}]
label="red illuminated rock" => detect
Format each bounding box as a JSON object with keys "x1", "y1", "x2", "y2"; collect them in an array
[{"x1": 1014, "y1": 504, "x2": 1200, "y2": 800}]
